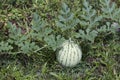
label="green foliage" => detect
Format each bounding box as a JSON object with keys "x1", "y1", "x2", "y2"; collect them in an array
[
  {"x1": 6, "y1": 21, "x2": 40, "y2": 54},
  {"x1": 79, "y1": 0, "x2": 102, "y2": 29},
  {"x1": 7, "y1": 21, "x2": 22, "y2": 43},
  {"x1": 76, "y1": 0, "x2": 120, "y2": 43},
  {"x1": 0, "y1": 61, "x2": 47, "y2": 80},
  {"x1": 31, "y1": 13, "x2": 65, "y2": 51},
  {"x1": 97, "y1": 22, "x2": 119, "y2": 34},
  {"x1": 78, "y1": 29, "x2": 98, "y2": 43},
  {"x1": 101, "y1": 0, "x2": 120, "y2": 20},
  {"x1": 0, "y1": 0, "x2": 120, "y2": 79},
  {"x1": 44, "y1": 35, "x2": 65, "y2": 51},
  {"x1": 56, "y1": 2, "x2": 79, "y2": 38},
  {"x1": 56, "y1": 3, "x2": 79, "y2": 31},
  {"x1": 0, "y1": 41, "x2": 13, "y2": 52},
  {"x1": 31, "y1": 13, "x2": 47, "y2": 32}
]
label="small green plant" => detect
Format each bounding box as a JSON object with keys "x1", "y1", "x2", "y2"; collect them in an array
[
  {"x1": 100, "y1": 0, "x2": 120, "y2": 20},
  {"x1": 0, "y1": 41, "x2": 13, "y2": 52},
  {"x1": 55, "y1": 2, "x2": 79, "y2": 39},
  {"x1": 6, "y1": 21, "x2": 40, "y2": 55}
]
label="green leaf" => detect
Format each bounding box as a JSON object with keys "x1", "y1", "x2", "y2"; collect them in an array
[
  {"x1": 56, "y1": 35, "x2": 65, "y2": 49},
  {"x1": 19, "y1": 41, "x2": 39, "y2": 54},
  {"x1": 44, "y1": 35, "x2": 56, "y2": 50},
  {"x1": 58, "y1": 15, "x2": 66, "y2": 22},
  {"x1": 56, "y1": 2, "x2": 79, "y2": 36},
  {"x1": 78, "y1": 28, "x2": 98, "y2": 43},
  {"x1": 31, "y1": 13, "x2": 47, "y2": 32},
  {"x1": 97, "y1": 22, "x2": 119, "y2": 34},
  {"x1": 101, "y1": 0, "x2": 120, "y2": 20},
  {"x1": 44, "y1": 35, "x2": 65, "y2": 51},
  {"x1": 79, "y1": 0, "x2": 101, "y2": 29},
  {"x1": 61, "y1": 3, "x2": 70, "y2": 14},
  {"x1": 0, "y1": 41, "x2": 13, "y2": 52}
]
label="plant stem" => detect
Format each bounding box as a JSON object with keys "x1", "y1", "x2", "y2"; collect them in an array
[{"x1": 34, "y1": 45, "x2": 47, "y2": 52}]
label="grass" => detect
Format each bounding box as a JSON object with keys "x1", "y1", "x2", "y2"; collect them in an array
[
  {"x1": 0, "y1": 0, "x2": 120, "y2": 80},
  {"x1": 0, "y1": 40, "x2": 119, "y2": 80}
]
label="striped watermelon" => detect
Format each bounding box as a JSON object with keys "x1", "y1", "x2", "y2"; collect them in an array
[{"x1": 57, "y1": 38, "x2": 82, "y2": 67}]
